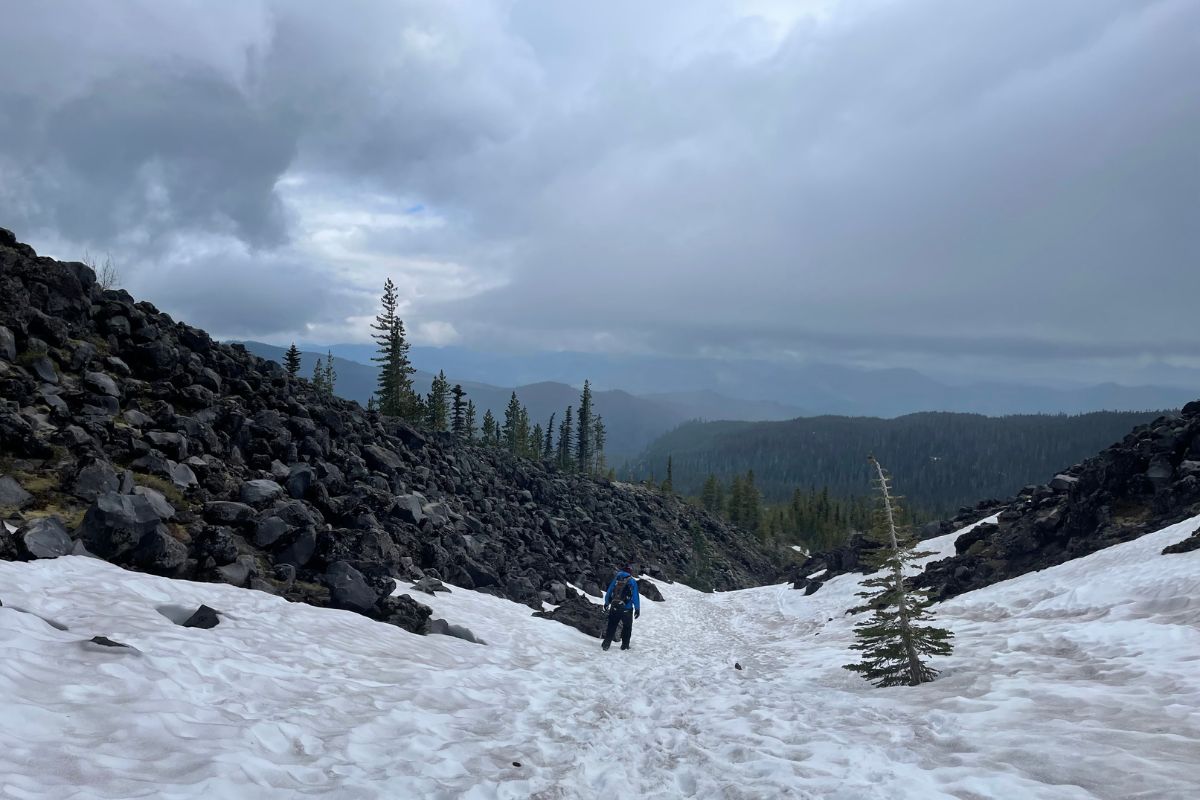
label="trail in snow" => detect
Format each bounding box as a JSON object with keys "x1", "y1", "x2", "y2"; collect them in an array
[{"x1": 0, "y1": 513, "x2": 1198, "y2": 799}]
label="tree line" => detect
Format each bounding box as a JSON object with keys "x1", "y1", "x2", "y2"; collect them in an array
[
  {"x1": 280, "y1": 279, "x2": 609, "y2": 473},
  {"x1": 630, "y1": 410, "x2": 1163, "y2": 518}
]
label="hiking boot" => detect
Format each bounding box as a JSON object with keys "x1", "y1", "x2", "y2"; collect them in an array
[
  {"x1": 620, "y1": 644, "x2": 630, "y2": 651},
  {"x1": 601, "y1": 641, "x2": 611, "y2": 651}
]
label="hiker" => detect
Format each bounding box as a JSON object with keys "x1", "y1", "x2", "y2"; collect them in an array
[{"x1": 601, "y1": 565, "x2": 641, "y2": 651}]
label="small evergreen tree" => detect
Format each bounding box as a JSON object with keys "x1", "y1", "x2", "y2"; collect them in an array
[
  {"x1": 530, "y1": 423, "x2": 543, "y2": 459},
  {"x1": 700, "y1": 474, "x2": 723, "y2": 515},
  {"x1": 557, "y1": 406, "x2": 574, "y2": 470},
  {"x1": 662, "y1": 455, "x2": 675, "y2": 494},
  {"x1": 481, "y1": 409, "x2": 498, "y2": 445},
  {"x1": 322, "y1": 350, "x2": 337, "y2": 397},
  {"x1": 284, "y1": 342, "x2": 302, "y2": 378},
  {"x1": 592, "y1": 415, "x2": 606, "y2": 473},
  {"x1": 576, "y1": 379, "x2": 594, "y2": 472},
  {"x1": 502, "y1": 392, "x2": 523, "y2": 453},
  {"x1": 844, "y1": 456, "x2": 954, "y2": 687},
  {"x1": 542, "y1": 413, "x2": 556, "y2": 460},
  {"x1": 312, "y1": 355, "x2": 327, "y2": 395},
  {"x1": 426, "y1": 370, "x2": 450, "y2": 431},
  {"x1": 465, "y1": 400, "x2": 477, "y2": 441},
  {"x1": 451, "y1": 384, "x2": 468, "y2": 439}
]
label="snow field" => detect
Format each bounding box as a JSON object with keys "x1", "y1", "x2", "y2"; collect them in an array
[{"x1": 0, "y1": 512, "x2": 1197, "y2": 799}]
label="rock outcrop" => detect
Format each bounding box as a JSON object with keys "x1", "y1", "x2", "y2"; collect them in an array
[
  {"x1": 0, "y1": 228, "x2": 777, "y2": 631},
  {"x1": 916, "y1": 405, "x2": 1200, "y2": 598}
]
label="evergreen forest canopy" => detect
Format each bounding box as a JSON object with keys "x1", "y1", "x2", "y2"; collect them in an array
[{"x1": 628, "y1": 410, "x2": 1167, "y2": 519}]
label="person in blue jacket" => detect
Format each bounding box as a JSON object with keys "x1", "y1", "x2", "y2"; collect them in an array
[{"x1": 601, "y1": 565, "x2": 640, "y2": 651}]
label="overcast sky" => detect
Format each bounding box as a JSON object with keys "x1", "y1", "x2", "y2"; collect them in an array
[{"x1": 1, "y1": 0, "x2": 1196, "y2": 387}]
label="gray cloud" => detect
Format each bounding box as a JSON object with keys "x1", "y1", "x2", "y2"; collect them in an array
[{"x1": 0, "y1": 0, "x2": 1196, "y2": 386}]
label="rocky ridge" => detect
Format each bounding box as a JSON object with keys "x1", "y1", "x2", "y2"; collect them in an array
[
  {"x1": 789, "y1": 406, "x2": 1200, "y2": 598},
  {"x1": 0, "y1": 229, "x2": 777, "y2": 632}
]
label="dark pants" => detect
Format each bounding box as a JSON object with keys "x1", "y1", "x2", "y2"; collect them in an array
[{"x1": 603, "y1": 608, "x2": 633, "y2": 649}]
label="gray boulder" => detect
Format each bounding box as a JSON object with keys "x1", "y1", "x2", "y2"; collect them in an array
[
  {"x1": 83, "y1": 371, "x2": 120, "y2": 398},
  {"x1": 0, "y1": 324, "x2": 14, "y2": 362},
  {"x1": 363, "y1": 445, "x2": 403, "y2": 472},
  {"x1": 80, "y1": 492, "x2": 164, "y2": 561},
  {"x1": 239, "y1": 479, "x2": 284, "y2": 506},
  {"x1": 133, "y1": 528, "x2": 187, "y2": 574},
  {"x1": 203, "y1": 501, "x2": 254, "y2": 525},
  {"x1": 325, "y1": 561, "x2": 379, "y2": 613},
  {"x1": 72, "y1": 461, "x2": 120, "y2": 501},
  {"x1": 168, "y1": 461, "x2": 198, "y2": 489},
  {"x1": 428, "y1": 618, "x2": 486, "y2": 645},
  {"x1": 183, "y1": 605, "x2": 220, "y2": 629},
  {"x1": 19, "y1": 517, "x2": 73, "y2": 559},
  {"x1": 132, "y1": 486, "x2": 176, "y2": 520},
  {"x1": 0, "y1": 475, "x2": 33, "y2": 510},
  {"x1": 393, "y1": 494, "x2": 425, "y2": 526}
]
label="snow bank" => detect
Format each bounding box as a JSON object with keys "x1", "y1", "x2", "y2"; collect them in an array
[{"x1": 1, "y1": 512, "x2": 1197, "y2": 799}]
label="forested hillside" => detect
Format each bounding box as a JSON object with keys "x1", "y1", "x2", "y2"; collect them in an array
[{"x1": 628, "y1": 411, "x2": 1167, "y2": 517}]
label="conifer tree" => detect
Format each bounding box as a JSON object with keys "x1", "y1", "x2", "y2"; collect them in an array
[
  {"x1": 322, "y1": 350, "x2": 337, "y2": 397},
  {"x1": 592, "y1": 415, "x2": 607, "y2": 473},
  {"x1": 426, "y1": 370, "x2": 450, "y2": 431},
  {"x1": 844, "y1": 456, "x2": 953, "y2": 687},
  {"x1": 312, "y1": 355, "x2": 327, "y2": 395},
  {"x1": 530, "y1": 424, "x2": 543, "y2": 459},
  {"x1": 481, "y1": 409, "x2": 497, "y2": 445},
  {"x1": 700, "y1": 474, "x2": 723, "y2": 515},
  {"x1": 542, "y1": 413, "x2": 556, "y2": 460},
  {"x1": 367, "y1": 396, "x2": 378, "y2": 412},
  {"x1": 502, "y1": 393, "x2": 523, "y2": 453},
  {"x1": 662, "y1": 455, "x2": 674, "y2": 494},
  {"x1": 284, "y1": 342, "x2": 302, "y2": 378},
  {"x1": 517, "y1": 404, "x2": 531, "y2": 457},
  {"x1": 576, "y1": 379, "x2": 593, "y2": 472},
  {"x1": 370, "y1": 279, "x2": 420, "y2": 420},
  {"x1": 557, "y1": 406, "x2": 574, "y2": 470},
  {"x1": 451, "y1": 384, "x2": 467, "y2": 439},
  {"x1": 465, "y1": 400, "x2": 477, "y2": 441}
]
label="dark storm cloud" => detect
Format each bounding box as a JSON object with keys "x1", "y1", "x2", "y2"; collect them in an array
[{"x1": 0, "y1": 0, "x2": 1196, "y2": 384}]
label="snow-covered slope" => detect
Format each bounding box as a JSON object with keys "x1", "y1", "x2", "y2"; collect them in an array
[{"x1": 1, "y1": 514, "x2": 1198, "y2": 799}]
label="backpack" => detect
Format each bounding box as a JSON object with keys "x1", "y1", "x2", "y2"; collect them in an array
[{"x1": 610, "y1": 575, "x2": 632, "y2": 611}]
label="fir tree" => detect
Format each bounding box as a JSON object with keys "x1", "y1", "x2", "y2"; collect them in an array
[
  {"x1": 371, "y1": 279, "x2": 420, "y2": 419},
  {"x1": 530, "y1": 424, "x2": 544, "y2": 459},
  {"x1": 557, "y1": 406, "x2": 574, "y2": 470},
  {"x1": 700, "y1": 475, "x2": 723, "y2": 515},
  {"x1": 311, "y1": 355, "x2": 327, "y2": 395},
  {"x1": 517, "y1": 404, "x2": 531, "y2": 457},
  {"x1": 366, "y1": 396, "x2": 378, "y2": 412},
  {"x1": 284, "y1": 342, "x2": 302, "y2": 378},
  {"x1": 502, "y1": 393, "x2": 523, "y2": 453},
  {"x1": 426, "y1": 370, "x2": 450, "y2": 431},
  {"x1": 592, "y1": 415, "x2": 606, "y2": 473},
  {"x1": 662, "y1": 455, "x2": 674, "y2": 494},
  {"x1": 576, "y1": 379, "x2": 593, "y2": 472},
  {"x1": 542, "y1": 413, "x2": 556, "y2": 460},
  {"x1": 844, "y1": 456, "x2": 953, "y2": 687},
  {"x1": 451, "y1": 384, "x2": 468, "y2": 439},
  {"x1": 481, "y1": 409, "x2": 498, "y2": 445},
  {"x1": 322, "y1": 350, "x2": 337, "y2": 397},
  {"x1": 465, "y1": 400, "x2": 477, "y2": 441}
]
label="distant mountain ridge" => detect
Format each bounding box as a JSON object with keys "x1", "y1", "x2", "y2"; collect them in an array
[
  {"x1": 237, "y1": 342, "x2": 803, "y2": 463},
  {"x1": 312, "y1": 344, "x2": 1197, "y2": 418}
]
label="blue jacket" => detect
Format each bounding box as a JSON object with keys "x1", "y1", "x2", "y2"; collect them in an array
[{"x1": 604, "y1": 571, "x2": 640, "y2": 612}]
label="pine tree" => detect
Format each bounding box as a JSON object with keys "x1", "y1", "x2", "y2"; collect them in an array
[
  {"x1": 502, "y1": 393, "x2": 523, "y2": 453},
  {"x1": 465, "y1": 400, "x2": 477, "y2": 441},
  {"x1": 426, "y1": 370, "x2": 450, "y2": 431},
  {"x1": 844, "y1": 456, "x2": 953, "y2": 687},
  {"x1": 481, "y1": 409, "x2": 498, "y2": 446},
  {"x1": 517, "y1": 404, "x2": 531, "y2": 457},
  {"x1": 529, "y1": 424, "x2": 543, "y2": 459},
  {"x1": 284, "y1": 342, "x2": 302, "y2": 378},
  {"x1": 542, "y1": 413, "x2": 556, "y2": 460},
  {"x1": 576, "y1": 379, "x2": 593, "y2": 472},
  {"x1": 367, "y1": 396, "x2": 378, "y2": 412},
  {"x1": 662, "y1": 455, "x2": 674, "y2": 494},
  {"x1": 592, "y1": 415, "x2": 606, "y2": 473},
  {"x1": 451, "y1": 384, "x2": 468, "y2": 439},
  {"x1": 322, "y1": 350, "x2": 337, "y2": 397},
  {"x1": 557, "y1": 406, "x2": 574, "y2": 470},
  {"x1": 370, "y1": 279, "x2": 420, "y2": 420},
  {"x1": 700, "y1": 474, "x2": 723, "y2": 514},
  {"x1": 312, "y1": 355, "x2": 327, "y2": 395}
]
